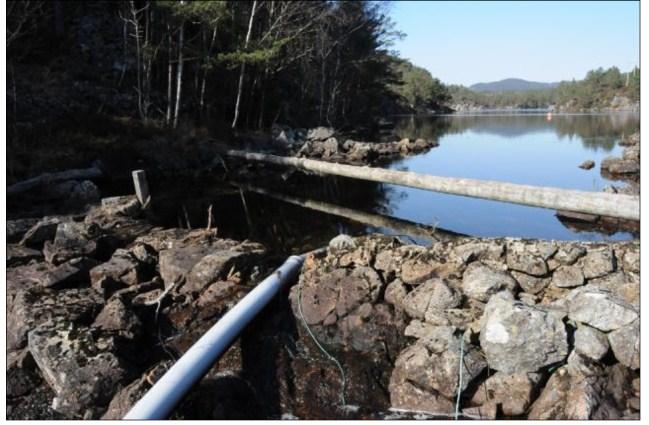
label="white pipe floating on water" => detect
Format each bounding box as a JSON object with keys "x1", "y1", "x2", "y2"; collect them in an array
[{"x1": 124, "y1": 255, "x2": 305, "y2": 420}]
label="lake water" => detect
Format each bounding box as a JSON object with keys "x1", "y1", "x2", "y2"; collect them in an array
[
  {"x1": 384, "y1": 112, "x2": 639, "y2": 241},
  {"x1": 97, "y1": 112, "x2": 638, "y2": 254}
]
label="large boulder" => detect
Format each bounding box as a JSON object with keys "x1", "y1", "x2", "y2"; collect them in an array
[
  {"x1": 567, "y1": 288, "x2": 637, "y2": 331},
  {"x1": 480, "y1": 295, "x2": 568, "y2": 374},
  {"x1": 552, "y1": 265, "x2": 585, "y2": 288},
  {"x1": 7, "y1": 287, "x2": 104, "y2": 350},
  {"x1": 28, "y1": 321, "x2": 133, "y2": 418}
]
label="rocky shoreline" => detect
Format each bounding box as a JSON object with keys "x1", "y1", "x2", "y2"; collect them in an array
[
  {"x1": 7, "y1": 198, "x2": 640, "y2": 419},
  {"x1": 270, "y1": 125, "x2": 440, "y2": 165},
  {"x1": 557, "y1": 132, "x2": 639, "y2": 235}
]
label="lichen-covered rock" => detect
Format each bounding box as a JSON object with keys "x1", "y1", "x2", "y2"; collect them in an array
[
  {"x1": 506, "y1": 249, "x2": 548, "y2": 276},
  {"x1": 450, "y1": 241, "x2": 504, "y2": 266},
  {"x1": 574, "y1": 325, "x2": 610, "y2": 361},
  {"x1": 92, "y1": 296, "x2": 142, "y2": 339},
  {"x1": 401, "y1": 278, "x2": 460, "y2": 320},
  {"x1": 90, "y1": 249, "x2": 145, "y2": 296},
  {"x1": 608, "y1": 319, "x2": 639, "y2": 370},
  {"x1": 28, "y1": 321, "x2": 133, "y2": 418},
  {"x1": 389, "y1": 375, "x2": 454, "y2": 416},
  {"x1": 462, "y1": 262, "x2": 518, "y2": 302},
  {"x1": 44, "y1": 221, "x2": 102, "y2": 265},
  {"x1": 390, "y1": 326, "x2": 486, "y2": 400},
  {"x1": 552, "y1": 265, "x2": 585, "y2": 288},
  {"x1": 528, "y1": 366, "x2": 620, "y2": 419},
  {"x1": 480, "y1": 295, "x2": 568, "y2": 373},
  {"x1": 586, "y1": 271, "x2": 639, "y2": 308},
  {"x1": 292, "y1": 266, "x2": 382, "y2": 326},
  {"x1": 511, "y1": 270, "x2": 550, "y2": 294},
  {"x1": 621, "y1": 250, "x2": 639, "y2": 273},
  {"x1": 567, "y1": 289, "x2": 637, "y2": 331},
  {"x1": 8, "y1": 287, "x2": 104, "y2": 350},
  {"x1": 185, "y1": 241, "x2": 265, "y2": 294},
  {"x1": 554, "y1": 246, "x2": 587, "y2": 265},
  {"x1": 469, "y1": 371, "x2": 541, "y2": 416},
  {"x1": 580, "y1": 248, "x2": 616, "y2": 279},
  {"x1": 6, "y1": 262, "x2": 51, "y2": 302},
  {"x1": 159, "y1": 239, "x2": 265, "y2": 292},
  {"x1": 40, "y1": 257, "x2": 99, "y2": 289},
  {"x1": 400, "y1": 259, "x2": 437, "y2": 284},
  {"x1": 384, "y1": 279, "x2": 408, "y2": 308}
]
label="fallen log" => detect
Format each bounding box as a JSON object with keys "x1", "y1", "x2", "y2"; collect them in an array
[
  {"x1": 7, "y1": 167, "x2": 103, "y2": 196},
  {"x1": 226, "y1": 150, "x2": 639, "y2": 221},
  {"x1": 235, "y1": 183, "x2": 463, "y2": 242}
]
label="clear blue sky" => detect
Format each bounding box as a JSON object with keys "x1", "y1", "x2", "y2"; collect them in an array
[{"x1": 388, "y1": 1, "x2": 639, "y2": 86}]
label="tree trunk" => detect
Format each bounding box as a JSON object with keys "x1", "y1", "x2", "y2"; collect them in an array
[
  {"x1": 173, "y1": 20, "x2": 184, "y2": 129},
  {"x1": 166, "y1": 24, "x2": 173, "y2": 126},
  {"x1": 225, "y1": 150, "x2": 640, "y2": 221},
  {"x1": 231, "y1": 0, "x2": 258, "y2": 130}
]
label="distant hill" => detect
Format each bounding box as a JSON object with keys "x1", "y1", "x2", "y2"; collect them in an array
[{"x1": 469, "y1": 78, "x2": 559, "y2": 92}]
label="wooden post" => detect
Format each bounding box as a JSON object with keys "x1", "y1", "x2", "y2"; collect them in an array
[
  {"x1": 225, "y1": 150, "x2": 640, "y2": 221},
  {"x1": 132, "y1": 169, "x2": 150, "y2": 206}
]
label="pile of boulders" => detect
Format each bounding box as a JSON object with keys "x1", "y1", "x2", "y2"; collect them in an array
[
  {"x1": 271, "y1": 125, "x2": 440, "y2": 165},
  {"x1": 291, "y1": 234, "x2": 639, "y2": 419},
  {"x1": 6, "y1": 196, "x2": 271, "y2": 419},
  {"x1": 7, "y1": 199, "x2": 640, "y2": 419}
]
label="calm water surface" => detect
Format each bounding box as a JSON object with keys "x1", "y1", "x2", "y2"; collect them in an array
[
  {"x1": 90, "y1": 112, "x2": 638, "y2": 254},
  {"x1": 384, "y1": 112, "x2": 639, "y2": 241}
]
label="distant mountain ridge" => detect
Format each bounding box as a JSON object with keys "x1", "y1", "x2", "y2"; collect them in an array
[{"x1": 469, "y1": 78, "x2": 559, "y2": 92}]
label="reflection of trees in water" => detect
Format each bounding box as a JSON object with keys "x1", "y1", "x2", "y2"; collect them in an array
[{"x1": 394, "y1": 113, "x2": 639, "y2": 152}]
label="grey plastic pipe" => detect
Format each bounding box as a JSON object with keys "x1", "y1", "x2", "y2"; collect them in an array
[{"x1": 124, "y1": 254, "x2": 305, "y2": 420}]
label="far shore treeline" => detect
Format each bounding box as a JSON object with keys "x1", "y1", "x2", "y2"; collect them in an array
[{"x1": 6, "y1": 1, "x2": 639, "y2": 183}]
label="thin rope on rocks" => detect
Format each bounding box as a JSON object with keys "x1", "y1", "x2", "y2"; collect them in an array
[
  {"x1": 297, "y1": 277, "x2": 347, "y2": 406},
  {"x1": 454, "y1": 331, "x2": 466, "y2": 420}
]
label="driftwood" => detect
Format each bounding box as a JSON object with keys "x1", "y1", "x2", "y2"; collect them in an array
[
  {"x1": 226, "y1": 150, "x2": 640, "y2": 221},
  {"x1": 235, "y1": 183, "x2": 462, "y2": 242},
  {"x1": 7, "y1": 167, "x2": 102, "y2": 196}
]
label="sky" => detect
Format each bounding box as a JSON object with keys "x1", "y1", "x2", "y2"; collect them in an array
[{"x1": 388, "y1": 1, "x2": 639, "y2": 86}]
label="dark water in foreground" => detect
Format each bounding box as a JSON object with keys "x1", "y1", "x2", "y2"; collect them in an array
[{"x1": 97, "y1": 112, "x2": 638, "y2": 254}]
